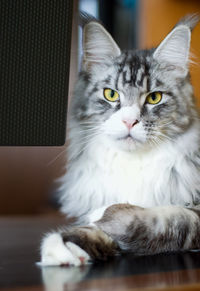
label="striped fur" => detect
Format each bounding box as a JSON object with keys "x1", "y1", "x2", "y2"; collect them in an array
[{"x1": 40, "y1": 15, "x2": 200, "y2": 266}]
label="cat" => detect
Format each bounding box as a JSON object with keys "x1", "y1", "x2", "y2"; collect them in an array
[{"x1": 40, "y1": 14, "x2": 200, "y2": 267}]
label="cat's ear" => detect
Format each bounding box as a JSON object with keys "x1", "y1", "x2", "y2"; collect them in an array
[
  {"x1": 153, "y1": 15, "x2": 199, "y2": 75},
  {"x1": 82, "y1": 22, "x2": 121, "y2": 69}
]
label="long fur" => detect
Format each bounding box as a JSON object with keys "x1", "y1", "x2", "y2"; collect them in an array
[
  {"x1": 60, "y1": 15, "x2": 200, "y2": 224},
  {"x1": 40, "y1": 15, "x2": 200, "y2": 267}
]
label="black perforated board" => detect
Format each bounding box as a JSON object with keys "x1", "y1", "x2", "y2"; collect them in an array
[{"x1": 0, "y1": 0, "x2": 73, "y2": 145}]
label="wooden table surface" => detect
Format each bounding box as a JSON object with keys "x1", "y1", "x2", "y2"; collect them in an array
[{"x1": 1, "y1": 215, "x2": 200, "y2": 291}]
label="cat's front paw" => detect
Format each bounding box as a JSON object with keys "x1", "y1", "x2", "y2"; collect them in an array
[{"x1": 39, "y1": 233, "x2": 91, "y2": 267}]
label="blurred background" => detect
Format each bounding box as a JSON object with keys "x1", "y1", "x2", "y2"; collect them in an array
[{"x1": 0, "y1": 0, "x2": 200, "y2": 216}]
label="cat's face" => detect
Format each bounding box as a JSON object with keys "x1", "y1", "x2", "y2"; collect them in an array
[{"x1": 71, "y1": 17, "x2": 197, "y2": 152}]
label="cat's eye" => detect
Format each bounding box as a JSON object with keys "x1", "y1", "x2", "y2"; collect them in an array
[
  {"x1": 103, "y1": 88, "x2": 119, "y2": 102},
  {"x1": 146, "y1": 92, "x2": 162, "y2": 105}
]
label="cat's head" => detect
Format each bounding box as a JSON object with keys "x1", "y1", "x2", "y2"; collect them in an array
[{"x1": 71, "y1": 15, "x2": 199, "y2": 152}]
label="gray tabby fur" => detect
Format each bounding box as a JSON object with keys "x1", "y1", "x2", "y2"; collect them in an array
[
  {"x1": 40, "y1": 15, "x2": 200, "y2": 266},
  {"x1": 60, "y1": 14, "x2": 200, "y2": 222}
]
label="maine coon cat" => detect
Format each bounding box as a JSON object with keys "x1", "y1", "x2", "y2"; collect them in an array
[{"x1": 40, "y1": 14, "x2": 200, "y2": 266}]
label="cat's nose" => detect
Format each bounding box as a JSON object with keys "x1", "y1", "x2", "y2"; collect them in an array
[{"x1": 122, "y1": 119, "x2": 139, "y2": 130}]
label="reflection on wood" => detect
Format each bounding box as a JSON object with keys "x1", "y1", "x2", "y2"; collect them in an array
[
  {"x1": 1, "y1": 215, "x2": 200, "y2": 291},
  {"x1": 62, "y1": 270, "x2": 200, "y2": 291}
]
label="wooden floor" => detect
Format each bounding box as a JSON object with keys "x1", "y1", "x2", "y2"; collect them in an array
[{"x1": 1, "y1": 215, "x2": 200, "y2": 291}]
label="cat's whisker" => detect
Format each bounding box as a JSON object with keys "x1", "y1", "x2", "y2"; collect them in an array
[
  {"x1": 71, "y1": 128, "x2": 100, "y2": 135},
  {"x1": 69, "y1": 118, "x2": 102, "y2": 125},
  {"x1": 68, "y1": 125, "x2": 100, "y2": 132},
  {"x1": 67, "y1": 130, "x2": 102, "y2": 146},
  {"x1": 153, "y1": 133, "x2": 173, "y2": 143},
  {"x1": 69, "y1": 126, "x2": 102, "y2": 134},
  {"x1": 145, "y1": 120, "x2": 173, "y2": 128},
  {"x1": 68, "y1": 134, "x2": 101, "y2": 162},
  {"x1": 79, "y1": 122, "x2": 102, "y2": 126},
  {"x1": 147, "y1": 137, "x2": 157, "y2": 149},
  {"x1": 68, "y1": 125, "x2": 101, "y2": 131},
  {"x1": 155, "y1": 131, "x2": 174, "y2": 141},
  {"x1": 149, "y1": 136, "x2": 161, "y2": 148},
  {"x1": 154, "y1": 132, "x2": 179, "y2": 147},
  {"x1": 67, "y1": 134, "x2": 101, "y2": 151},
  {"x1": 68, "y1": 125, "x2": 103, "y2": 136},
  {"x1": 155, "y1": 122, "x2": 173, "y2": 128},
  {"x1": 149, "y1": 128, "x2": 173, "y2": 140},
  {"x1": 46, "y1": 148, "x2": 67, "y2": 166},
  {"x1": 159, "y1": 122, "x2": 173, "y2": 127}
]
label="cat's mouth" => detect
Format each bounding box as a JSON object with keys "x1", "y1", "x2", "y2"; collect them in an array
[
  {"x1": 116, "y1": 134, "x2": 143, "y2": 145},
  {"x1": 109, "y1": 133, "x2": 145, "y2": 151},
  {"x1": 117, "y1": 134, "x2": 135, "y2": 142}
]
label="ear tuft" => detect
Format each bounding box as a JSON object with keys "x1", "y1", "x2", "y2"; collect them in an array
[
  {"x1": 153, "y1": 15, "x2": 199, "y2": 74},
  {"x1": 82, "y1": 22, "x2": 121, "y2": 68},
  {"x1": 175, "y1": 14, "x2": 200, "y2": 31},
  {"x1": 153, "y1": 25, "x2": 191, "y2": 73},
  {"x1": 153, "y1": 25, "x2": 191, "y2": 65}
]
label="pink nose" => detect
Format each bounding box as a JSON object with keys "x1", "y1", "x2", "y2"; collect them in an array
[{"x1": 122, "y1": 119, "x2": 139, "y2": 130}]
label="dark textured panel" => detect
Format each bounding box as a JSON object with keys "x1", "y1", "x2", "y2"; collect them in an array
[{"x1": 0, "y1": 0, "x2": 73, "y2": 145}]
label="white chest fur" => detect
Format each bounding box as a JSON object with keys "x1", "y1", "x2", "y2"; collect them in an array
[
  {"x1": 61, "y1": 125, "x2": 200, "y2": 220},
  {"x1": 87, "y1": 143, "x2": 174, "y2": 207}
]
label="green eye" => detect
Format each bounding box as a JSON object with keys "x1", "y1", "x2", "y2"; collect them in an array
[
  {"x1": 103, "y1": 88, "x2": 119, "y2": 102},
  {"x1": 146, "y1": 92, "x2": 162, "y2": 104}
]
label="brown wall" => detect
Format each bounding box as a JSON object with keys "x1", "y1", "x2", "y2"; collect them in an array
[
  {"x1": 0, "y1": 147, "x2": 66, "y2": 214},
  {"x1": 139, "y1": 0, "x2": 200, "y2": 107}
]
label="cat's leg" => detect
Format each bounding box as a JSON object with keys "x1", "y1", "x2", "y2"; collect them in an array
[
  {"x1": 40, "y1": 203, "x2": 200, "y2": 266},
  {"x1": 87, "y1": 206, "x2": 109, "y2": 225},
  {"x1": 40, "y1": 226, "x2": 118, "y2": 266},
  {"x1": 96, "y1": 204, "x2": 200, "y2": 254},
  {"x1": 40, "y1": 232, "x2": 90, "y2": 266}
]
